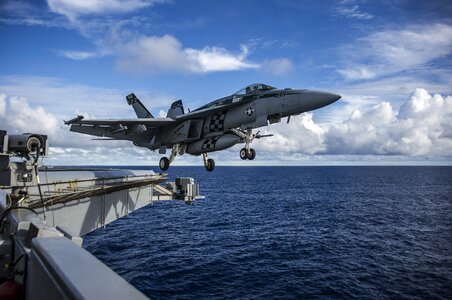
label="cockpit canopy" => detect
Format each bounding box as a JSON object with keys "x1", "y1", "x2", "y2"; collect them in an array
[
  {"x1": 193, "y1": 83, "x2": 277, "y2": 112},
  {"x1": 233, "y1": 83, "x2": 276, "y2": 95}
]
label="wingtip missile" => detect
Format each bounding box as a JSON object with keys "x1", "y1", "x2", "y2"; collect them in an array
[{"x1": 64, "y1": 115, "x2": 84, "y2": 125}]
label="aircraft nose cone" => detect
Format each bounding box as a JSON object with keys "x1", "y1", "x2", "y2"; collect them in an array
[
  {"x1": 314, "y1": 91, "x2": 341, "y2": 107},
  {"x1": 298, "y1": 90, "x2": 341, "y2": 111},
  {"x1": 325, "y1": 92, "x2": 341, "y2": 104}
]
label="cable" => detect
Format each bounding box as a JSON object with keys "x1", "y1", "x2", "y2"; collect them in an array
[
  {"x1": 33, "y1": 149, "x2": 46, "y2": 221},
  {"x1": 5, "y1": 193, "x2": 13, "y2": 211},
  {"x1": 0, "y1": 206, "x2": 39, "y2": 225},
  {"x1": 12, "y1": 254, "x2": 25, "y2": 267},
  {"x1": 43, "y1": 163, "x2": 55, "y2": 226},
  {"x1": 1, "y1": 194, "x2": 26, "y2": 227}
]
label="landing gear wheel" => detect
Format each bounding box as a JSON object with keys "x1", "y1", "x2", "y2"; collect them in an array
[
  {"x1": 159, "y1": 157, "x2": 170, "y2": 171},
  {"x1": 240, "y1": 148, "x2": 248, "y2": 160},
  {"x1": 247, "y1": 148, "x2": 256, "y2": 160},
  {"x1": 205, "y1": 159, "x2": 215, "y2": 172}
]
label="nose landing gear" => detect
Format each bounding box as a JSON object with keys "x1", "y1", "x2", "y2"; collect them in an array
[
  {"x1": 240, "y1": 148, "x2": 255, "y2": 160},
  {"x1": 236, "y1": 129, "x2": 271, "y2": 161},
  {"x1": 248, "y1": 148, "x2": 256, "y2": 160}
]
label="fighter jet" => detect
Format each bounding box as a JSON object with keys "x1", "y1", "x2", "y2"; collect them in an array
[{"x1": 66, "y1": 83, "x2": 340, "y2": 171}]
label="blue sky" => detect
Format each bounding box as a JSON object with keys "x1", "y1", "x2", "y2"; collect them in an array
[{"x1": 0, "y1": 0, "x2": 451, "y2": 165}]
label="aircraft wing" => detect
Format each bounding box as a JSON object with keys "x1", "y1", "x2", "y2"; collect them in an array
[
  {"x1": 68, "y1": 118, "x2": 175, "y2": 127},
  {"x1": 68, "y1": 117, "x2": 176, "y2": 139}
]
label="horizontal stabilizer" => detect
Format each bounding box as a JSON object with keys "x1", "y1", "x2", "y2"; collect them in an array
[
  {"x1": 126, "y1": 93, "x2": 154, "y2": 118},
  {"x1": 167, "y1": 100, "x2": 185, "y2": 118},
  {"x1": 64, "y1": 115, "x2": 84, "y2": 125}
]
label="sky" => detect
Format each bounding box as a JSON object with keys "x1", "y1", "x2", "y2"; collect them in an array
[{"x1": 0, "y1": 0, "x2": 451, "y2": 166}]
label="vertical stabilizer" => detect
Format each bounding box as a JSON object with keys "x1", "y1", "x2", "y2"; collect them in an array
[
  {"x1": 167, "y1": 100, "x2": 185, "y2": 118},
  {"x1": 126, "y1": 93, "x2": 154, "y2": 118}
]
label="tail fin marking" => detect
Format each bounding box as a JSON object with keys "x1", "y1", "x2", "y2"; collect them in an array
[
  {"x1": 126, "y1": 93, "x2": 154, "y2": 118},
  {"x1": 167, "y1": 99, "x2": 185, "y2": 118}
]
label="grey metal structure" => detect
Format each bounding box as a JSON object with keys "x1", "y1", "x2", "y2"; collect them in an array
[
  {"x1": 0, "y1": 131, "x2": 203, "y2": 299},
  {"x1": 67, "y1": 83, "x2": 341, "y2": 171},
  {"x1": 0, "y1": 194, "x2": 149, "y2": 300}
]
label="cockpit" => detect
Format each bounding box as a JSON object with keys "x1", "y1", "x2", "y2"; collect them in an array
[
  {"x1": 233, "y1": 83, "x2": 276, "y2": 95},
  {"x1": 193, "y1": 83, "x2": 277, "y2": 112}
]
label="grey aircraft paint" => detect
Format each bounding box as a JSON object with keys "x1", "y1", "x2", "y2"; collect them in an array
[{"x1": 68, "y1": 83, "x2": 341, "y2": 171}]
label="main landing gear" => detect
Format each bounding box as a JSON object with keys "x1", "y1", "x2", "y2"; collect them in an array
[
  {"x1": 159, "y1": 144, "x2": 181, "y2": 171},
  {"x1": 158, "y1": 144, "x2": 215, "y2": 172},
  {"x1": 203, "y1": 153, "x2": 215, "y2": 172},
  {"x1": 159, "y1": 157, "x2": 170, "y2": 171}
]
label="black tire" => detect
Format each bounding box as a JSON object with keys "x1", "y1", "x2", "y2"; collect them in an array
[
  {"x1": 240, "y1": 148, "x2": 248, "y2": 160},
  {"x1": 159, "y1": 157, "x2": 170, "y2": 171},
  {"x1": 206, "y1": 158, "x2": 215, "y2": 172},
  {"x1": 247, "y1": 148, "x2": 256, "y2": 160}
]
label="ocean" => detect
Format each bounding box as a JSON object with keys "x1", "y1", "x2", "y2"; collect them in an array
[{"x1": 83, "y1": 166, "x2": 452, "y2": 299}]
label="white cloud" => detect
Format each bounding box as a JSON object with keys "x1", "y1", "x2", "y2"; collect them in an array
[
  {"x1": 0, "y1": 94, "x2": 6, "y2": 116},
  {"x1": 185, "y1": 45, "x2": 258, "y2": 73},
  {"x1": 262, "y1": 58, "x2": 294, "y2": 76},
  {"x1": 362, "y1": 23, "x2": 452, "y2": 69},
  {"x1": 0, "y1": 75, "x2": 174, "y2": 119},
  {"x1": 0, "y1": 1, "x2": 71, "y2": 28},
  {"x1": 0, "y1": 93, "x2": 143, "y2": 158},
  {"x1": 47, "y1": 0, "x2": 163, "y2": 19},
  {"x1": 0, "y1": 94, "x2": 85, "y2": 149},
  {"x1": 315, "y1": 73, "x2": 452, "y2": 126},
  {"x1": 116, "y1": 35, "x2": 259, "y2": 74},
  {"x1": 60, "y1": 50, "x2": 100, "y2": 60},
  {"x1": 337, "y1": 5, "x2": 373, "y2": 20},
  {"x1": 116, "y1": 35, "x2": 188, "y2": 73},
  {"x1": 338, "y1": 23, "x2": 452, "y2": 80},
  {"x1": 4, "y1": 96, "x2": 60, "y2": 135},
  {"x1": 255, "y1": 113, "x2": 326, "y2": 154},
  {"x1": 337, "y1": 66, "x2": 376, "y2": 80},
  {"x1": 157, "y1": 110, "x2": 167, "y2": 118},
  {"x1": 46, "y1": 146, "x2": 159, "y2": 165},
  {"x1": 335, "y1": 88, "x2": 452, "y2": 156},
  {"x1": 255, "y1": 88, "x2": 452, "y2": 157},
  {"x1": 0, "y1": 76, "x2": 179, "y2": 160},
  {"x1": 10, "y1": 1, "x2": 262, "y2": 75},
  {"x1": 0, "y1": 84, "x2": 452, "y2": 164},
  {"x1": 3, "y1": 1, "x2": 268, "y2": 75}
]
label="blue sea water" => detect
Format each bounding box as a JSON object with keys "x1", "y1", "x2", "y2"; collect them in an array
[{"x1": 83, "y1": 166, "x2": 452, "y2": 299}]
